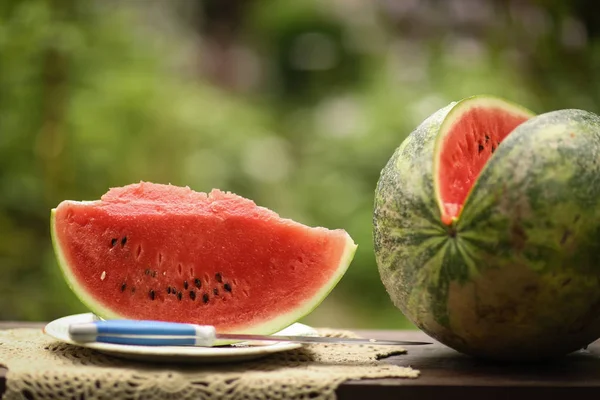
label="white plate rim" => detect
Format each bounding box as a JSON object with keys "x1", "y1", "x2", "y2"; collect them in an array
[{"x1": 43, "y1": 313, "x2": 315, "y2": 362}]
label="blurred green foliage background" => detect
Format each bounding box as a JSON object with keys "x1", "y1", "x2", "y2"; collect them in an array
[{"x1": 1, "y1": 0, "x2": 599, "y2": 328}]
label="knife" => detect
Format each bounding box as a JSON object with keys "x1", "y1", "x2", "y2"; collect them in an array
[{"x1": 68, "y1": 320, "x2": 433, "y2": 347}]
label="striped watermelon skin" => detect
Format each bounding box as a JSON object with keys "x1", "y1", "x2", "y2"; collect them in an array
[{"x1": 374, "y1": 97, "x2": 600, "y2": 361}]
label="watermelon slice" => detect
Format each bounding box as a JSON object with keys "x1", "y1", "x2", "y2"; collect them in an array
[{"x1": 51, "y1": 182, "x2": 357, "y2": 335}]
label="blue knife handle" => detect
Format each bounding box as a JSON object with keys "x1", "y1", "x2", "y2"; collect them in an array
[
  {"x1": 95, "y1": 320, "x2": 197, "y2": 336},
  {"x1": 68, "y1": 320, "x2": 217, "y2": 346},
  {"x1": 96, "y1": 336, "x2": 198, "y2": 346}
]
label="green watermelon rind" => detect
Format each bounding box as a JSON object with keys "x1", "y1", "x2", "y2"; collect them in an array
[
  {"x1": 374, "y1": 94, "x2": 600, "y2": 360},
  {"x1": 50, "y1": 206, "x2": 357, "y2": 338}
]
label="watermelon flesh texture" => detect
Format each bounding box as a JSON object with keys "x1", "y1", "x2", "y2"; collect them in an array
[
  {"x1": 51, "y1": 182, "x2": 357, "y2": 335},
  {"x1": 436, "y1": 106, "x2": 531, "y2": 225}
]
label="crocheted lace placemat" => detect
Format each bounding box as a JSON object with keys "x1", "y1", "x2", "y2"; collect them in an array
[{"x1": 0, "y1": 328, "x2": 419, "y2": 400}]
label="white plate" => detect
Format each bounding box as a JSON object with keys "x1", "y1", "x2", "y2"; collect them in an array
[{"x1": 43, "y1": 313, "x2": 315, "y2": 363}]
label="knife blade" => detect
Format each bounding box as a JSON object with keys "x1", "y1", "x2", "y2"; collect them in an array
[{"x1": 68, "y1": 320, "x2": 432, "y2": 347}]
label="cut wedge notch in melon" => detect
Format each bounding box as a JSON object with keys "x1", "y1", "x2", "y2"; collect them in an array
[
  {"x1": 51, "y1": 182, "x2": 357, "y2": 335},
  {"x1": 433, "y1": 96, "x2": 535, "y2": 225}
]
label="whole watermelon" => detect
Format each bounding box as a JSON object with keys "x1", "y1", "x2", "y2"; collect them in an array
[{"x1": 373, "y1": 96, "x2": 600, "y2": 361}]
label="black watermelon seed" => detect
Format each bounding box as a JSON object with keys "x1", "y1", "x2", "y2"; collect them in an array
[
  {"x1": 194, "y1": 278, "x2": 202, "y2": 288},
  {"x1": 151, "y1": 271, "x2": 156, "y2": 278},
  {"x1": 190, "y1": 291, "x2": 196, "y2": 300},
  {"x1": 121, "y1": 236, "x2": 127, "y2": 247},
  {"x1": 491, "y1": 144, "x2": 497, "y2": 153},
  {"x1": 184, "y1": 280, "x2": 189, "y2": 290},
  {"x1": 215, "y1": 273, "x2": 223, "y2": 283},
  {"x1": 202, "y1": 293, "x2": 209, "y2": 303},
  {"x1": 111, "y1": 238, "x2": 118, "y2": 247},
  {"x1": 120, "y1": 283, "x2": 127, "y2": 292},
  {"x1": 478, "y1": 143, "x2": 484, "y2": 153},
  {"x1": 177, "y1": 291, "x2": 182, "y2": 301},
  {"x1": 485, "y1": 135, "x2": 490, "y2": 143},
  {"x1": 149, "y1": 290, "x2": 155, "y2": 300},
  {"x1": 167, "y1": 287, "x2": 171, "y2": 294},
  {"x1": 224, "y1": 283, "x2": 232, "y2": 292},
  {"x1": 213, "y1": 288, "x2": 219, "y2": 296}
]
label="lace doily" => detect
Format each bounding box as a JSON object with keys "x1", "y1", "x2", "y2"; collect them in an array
[{"x1": 0, "y1": 328, "x2": 418, "y2": 400}]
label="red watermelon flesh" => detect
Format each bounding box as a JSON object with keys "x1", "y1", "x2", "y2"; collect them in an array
[
  {"x1": 436, "y1": 105, "x2": 532, "y2": 225},
  {"x1": 51, "y1": 182, "x2": 356, "y2": 334}
]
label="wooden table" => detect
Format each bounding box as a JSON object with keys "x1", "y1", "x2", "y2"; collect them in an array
[{"x1": 2, "y1": 322, "x2": 600, "y2": 399}]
